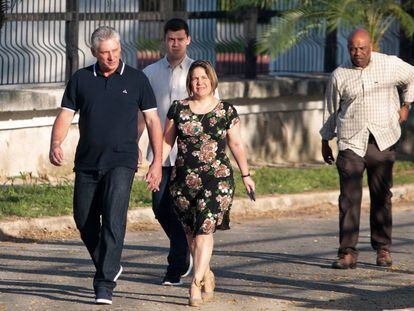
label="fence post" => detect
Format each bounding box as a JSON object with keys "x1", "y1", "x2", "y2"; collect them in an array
[
  {"x1": 324, "y1": 29, "x2": 337, "y2": 72},
  {"x1": 160, "y1": 0, "x2": 174, "y2": 22},
  {"x1": 65, "y1": 0, "x2": 79, "y2": 82},
  {"x1": 244, "y1": 7, "x2": 258, "y2": 79}
]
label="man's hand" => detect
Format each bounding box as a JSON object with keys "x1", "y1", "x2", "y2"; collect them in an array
[
  {"x1": 49, "y1": 108, "x2": 75, "y2": 167},
  {"x1": 321, "y1": 140, "x2": 335, "y2": 165},
  {"x1": 137, "y1": 147, "x2": 143, "y2": 168},
  {"x1": 399, "y1": 104, "x2": 410, "y2": 124},
  {"x1": 145, "y1": 162, "x2": 162, "y2": 192},
  {"x1": 49, "y1": 143, "x2": 64, "y2": 166}
]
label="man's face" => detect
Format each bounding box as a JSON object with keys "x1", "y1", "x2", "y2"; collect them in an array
[
  {"x1": 91, "y1": 37, "x2": 121, "y2": 75},
  {"x1": 164, "y1": 30, "x2": 191, "y2": 61},
  {"x1": 348, "y1": 37, "x2": 372, "y2": 68}
]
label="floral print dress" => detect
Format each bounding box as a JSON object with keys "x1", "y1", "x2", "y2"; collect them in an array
[{"x1": 167, "y1": 99, "x2": 240, "y2": 236}]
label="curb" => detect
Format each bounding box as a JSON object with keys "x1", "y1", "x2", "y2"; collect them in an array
[{"x1": 1, "y1": 184, "x2": 414, "y2": 238}]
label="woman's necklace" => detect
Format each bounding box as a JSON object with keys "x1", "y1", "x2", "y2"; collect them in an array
[
  {"x1": 199, "y1": 112, "x2": 208, "y2": 123},
  {"x1": 194, "y1": 100, "x2": 219, "y2": 123}
]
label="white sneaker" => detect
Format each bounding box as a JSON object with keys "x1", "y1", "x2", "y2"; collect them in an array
[
  {"x1": 95, "y1": 287, "x2": 113, "y2": 305},
  {"x1": 161, "y1": 274, "x2": 183, "y2": 286}
]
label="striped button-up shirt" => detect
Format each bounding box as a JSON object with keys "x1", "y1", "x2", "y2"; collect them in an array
[{"x1": 320, "y1": 52, "x2": 414, "y2": 156}]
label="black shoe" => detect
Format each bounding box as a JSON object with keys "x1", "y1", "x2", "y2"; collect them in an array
[
  {"x1": 95, "y1": 287, "x2": 113, "y2": 305},
  {"x1": 376, "y1": 249, "x2": 392, "y2": 267},
  {"x1": 162, "y1": 273, "x2": 183, "y2": 286},
  {"x1": 332, "y1": 253, "x2": 357, "y2": 269}
]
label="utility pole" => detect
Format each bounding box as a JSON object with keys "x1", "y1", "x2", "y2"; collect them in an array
[
  {"x1": 400, "y1": 0, "x2": 414, "y2": 65},
  {"x1": 65, "y1": 0, "x2": 79, "y2": 82},
  {"x1": 244, "y1": 7, "x2": 258, "y2": 79}
]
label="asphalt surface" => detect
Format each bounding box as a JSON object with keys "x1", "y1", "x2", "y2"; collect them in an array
[{"x1": 1, "y1": 202, "x2": 414, "y2": 311}]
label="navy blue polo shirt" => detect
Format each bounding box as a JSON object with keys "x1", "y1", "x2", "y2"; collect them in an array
[{"x1": 61, "y1": 60, "x2": 157, "y2": 171}]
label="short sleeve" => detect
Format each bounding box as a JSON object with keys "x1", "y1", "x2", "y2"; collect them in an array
[
  {"x1": 225, "y1": 102, "x2": 240, "y2": 129},
  {"x1": 61, "y1": 74, "x2": 78, "y2": 111},
  {"x1": 167, "y1": 100, "x2": 180, "y2": 120},
  {"x1": 138, "y1": 72, "x2": 157, "y2": 112}
]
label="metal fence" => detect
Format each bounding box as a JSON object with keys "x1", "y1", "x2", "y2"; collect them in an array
[
  {"x1": 0, "y1": 0, "x2": 411, "y2": 85},
  {"x1": 1, "y1": 0, "x2": 273, "y2": 85}
]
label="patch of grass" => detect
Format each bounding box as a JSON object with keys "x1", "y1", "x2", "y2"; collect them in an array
[
  {"x1": 234, "y1": 165, "x2": 340, "y2": 195},
  {"x1": 2, "y1": 161, "x2": 414, "y2": 219},
  {"x1": 0, "y1": 183, "x2": 73, "y2": 218},
  {"x1": 0, "y1": 180, "x2": 153, "y2": 219},
  {"x1": 233, "y1": 161, "x2": 414, "y2": 196},
  {"x1": 129, "y1": 181, "x2": 152, "y2": 207}
]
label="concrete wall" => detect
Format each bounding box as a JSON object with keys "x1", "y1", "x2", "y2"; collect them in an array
[{"x1": 1, "y1": 75, "x2": 413, "y2": 179}]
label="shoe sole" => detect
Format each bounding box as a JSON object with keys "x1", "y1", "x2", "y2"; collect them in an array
[
  {"x1": 189, "y1": 297, "x2": 203, "y2": 307},
  {"x1": 331, "y1": 263, "x2": 357, "y2": 269},
  {"x1": 95, "y1": 298, "x2": 112, "y2": 305},
  {"x1": 162, "y1": 280, "x2": 183, "y2": 286},
  {"x1": 181, "y1": 254, "x2": 193, "y2": 278},
  {"x1": 202, "y1": 292, "x2": 214, "y2": 302},
  {"x1": 376, "y1": 262, "x2": 392, "y2": 267}
]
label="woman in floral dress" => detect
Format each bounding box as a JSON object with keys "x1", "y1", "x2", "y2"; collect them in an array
[{"x1": 163, "y1": 60, "x2": 255, "y2": 307}]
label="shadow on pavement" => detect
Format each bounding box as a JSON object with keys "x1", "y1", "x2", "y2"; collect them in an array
[
  {"x1": 0, "y1": 279, "x2": 94, "y2": 305},
  {"x1": 1, "y1": 217, "x2": 414, "y2": 309}
]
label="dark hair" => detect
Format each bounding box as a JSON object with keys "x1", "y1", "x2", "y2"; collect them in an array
[
  {"x1": 164, "y1": 18, "x2": 190, "y2": 37},
  {"x1": 186, "y1": 60, "x2": 218, "y2": 96}
]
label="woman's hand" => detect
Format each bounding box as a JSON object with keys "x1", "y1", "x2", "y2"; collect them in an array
[{"x1": 242, "y1": 175, "x2": 255, "y2": 196}]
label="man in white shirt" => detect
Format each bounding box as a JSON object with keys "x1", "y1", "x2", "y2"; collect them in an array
[
  {"x1": 320, "y1": 29, "x2": 414, "y2": 269},
  {"x1": 138, "y1": 18, "x2": 193, "y2": 285}
]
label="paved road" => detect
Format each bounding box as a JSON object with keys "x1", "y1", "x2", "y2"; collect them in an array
[{"x1": 1, "y1": 202, "x2": 414, "y2": 311}]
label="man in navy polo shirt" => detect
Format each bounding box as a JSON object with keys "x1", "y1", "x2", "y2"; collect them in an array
[{"x1": 49, "y1": 26, "x2": 162, "y2": 305}]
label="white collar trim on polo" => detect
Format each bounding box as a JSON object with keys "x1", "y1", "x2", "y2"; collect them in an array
[{"x1": 93, "y1": 61, "x2": 125, "y2": 77}]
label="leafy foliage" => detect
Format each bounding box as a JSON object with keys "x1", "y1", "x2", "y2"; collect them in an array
[
  {"x1": 0, "y1": 0, "x2": 19, "y2": 30},
  {"x1": 0, "y1": 0, "x2": 7, "y2": 29},
  {"x1": 235, "y1": 0, "x2": 414, "y2": 56},
  {"x1": 136, "y1": 37, "x2": 161, "y2": 52}
]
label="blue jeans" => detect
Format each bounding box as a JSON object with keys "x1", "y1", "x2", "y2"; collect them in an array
[
  {"x1": 73, "y1": 167, "x2": 135, "y2": 290},
  {"x1": 153, "y1": 167, "x2": 188, "y2": 277}
]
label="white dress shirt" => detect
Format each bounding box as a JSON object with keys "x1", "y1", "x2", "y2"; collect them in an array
[{"x1": 143, "y1": 55, "x2": 194, "y2": 166}]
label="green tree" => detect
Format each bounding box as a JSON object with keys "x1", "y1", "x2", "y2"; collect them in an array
[
  {"x1": 236, "y1": 0, "x2": 414, "y2": 55},
  {"x1": 0, "y1": 0, "x2": 7, "y2": 29},
  {"x1": 0, "y1": 0, "x2": 19, "y2": 30}
]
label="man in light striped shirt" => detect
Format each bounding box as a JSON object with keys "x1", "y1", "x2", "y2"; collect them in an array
[{"x1": 320, "y1": 29, "x2": 414, "y2": 270}]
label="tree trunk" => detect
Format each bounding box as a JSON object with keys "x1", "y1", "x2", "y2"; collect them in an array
[
  {"x1": 324, "y1": 29, "x2": 337, "y2": 72},
  {"x1": 400, "y1": 0, "x2": 414, "y2": 65}
]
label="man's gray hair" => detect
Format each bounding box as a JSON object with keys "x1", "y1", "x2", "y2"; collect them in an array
[{"x1": 91, "y1": 26, "x2": 121, "y2": 50}]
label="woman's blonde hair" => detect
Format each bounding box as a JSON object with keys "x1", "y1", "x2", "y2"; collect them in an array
[{"x1": 186, "y1": 60, "x2": 218, "y2": 97}]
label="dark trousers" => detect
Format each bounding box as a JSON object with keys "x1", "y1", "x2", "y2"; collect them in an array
[
  {"x1": 153, "y1": 167, "x2": 188, "y2": 276},
  {"x1": 73, "y1": 167, "x2": 135, "y2": 290},
  {"x1": 336, "y1": 139, "x2": 395, "y2": 255}
]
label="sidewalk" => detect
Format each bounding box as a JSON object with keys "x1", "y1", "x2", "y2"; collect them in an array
[
  {"x1": 2, "y1": 184, "x2": 414, "y2": 239},
  {"x1": 1, "y1": 203, "x2": 414, "y2": 310}
]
